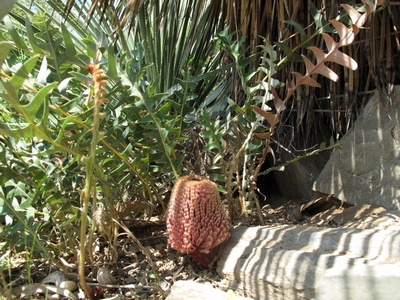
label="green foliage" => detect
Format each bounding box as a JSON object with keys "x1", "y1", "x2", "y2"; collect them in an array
[
  {"x1": 0, "y1": 0, "x2": 231, "y2": 266},
  {"x1": 208, "y1": 29, "x2": 283, "y2": 220}
]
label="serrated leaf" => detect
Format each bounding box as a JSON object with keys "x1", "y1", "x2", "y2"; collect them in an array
[
  {"x1": 136, "y1": 113, "x2": 156, "y2": 124},
  {"x1": 294, "y1": 4, "x2": 373, "y2": 89},
  {"x1": 134, "y1": 92, "x2": 157, "y2": 111},
  {"x1": 0, "y1": 41, "x2": 13, "y2": 64},
  {"x1": 212, "y1": 153, "x2": 224, "y2": 165},
  {"x1": 0, "y1": 123, "x2": 32, "y2": 138},
  {"x1": 58, "y1": 77, "x2": 73, "y2": 93},
  {"x1": 3, "y1": 15, "x2": 27, "y2": 50},
  {"x1": 0, "y1": 222, "x2": 24, "y2": 237},
  {"x1": 251, "y1": 105, "x2": 278, "y2": 127},
  {"x1": 60, "y1": 26, "x2": 74, "y2": 54},
  {"x1": 9, "y1": 55, "x2": 39, "y2": 92},
  {"x1": 255, "y1": 132, "x2": 271, "y2": 140},
  {"x1": 293, "y1": 71, "x2": 321, "y2": 87},
  {"x1": 259, "y1": 43, "x2": 277, "y2": 61},
  {"x1": 23, "y1": 82, "x2": 57, "y2": 117},
  {"x1": 284, "y1": 20, "x2": 312, "y2": 47},
  {"x1": 0, "y1": 82, "x2": 56, "y2": 139},
  {"x1": 247, "y1": 141, "x2": 263, "y2": 150},
  {"x1": 0, "y1": 167, "x2": 19, "y2": 185},
  {"x1": 329, "y1": 20, "x2": 358, "y2": 45},
  {"x1": 172, "y1": 155, "x2": 185, "y2": 171},
  {"x1": 329, "y1": 136, "x2": 335, "y2": 146},
  {"x1": 244, "y1": 69, "x2": 259, "y2": 81},
  {"x1": 275, "y1": 42, "x2": 303, "y2": 62},
  {"x1": 106, "y1": 44, "x2": 118, "y2": 79},
  {"x1": 203, "y1": 141, "x2": 219, "y2": 152},
  {"x1": 310, "y1": 2, "x2": 334, "y2": 33},
  {"x1": 37, "y1": 57, "x2": 49, "y2": 85},
  {"x1": 25, "y1": 17, "x2": 43, "y2": 54},
  {"x1": 341, "y1": 4, "x2": 366, "y2": 27},
  {"x1": 69, "y1": 71, "x2": 89, "y2": 83},
  {"x1": 82, "y1": 38, "x2": 98, "y2": 59},
  {"x1": 271, "y1": 87, "x2": 286, "y2": 113},
  {"x1": 301, "y1": 54, "x2": 339, "y2": 82}
]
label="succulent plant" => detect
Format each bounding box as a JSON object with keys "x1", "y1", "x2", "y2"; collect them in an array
[{"x1": 166, "y1": 175, "x2": 231, "y2": 268}]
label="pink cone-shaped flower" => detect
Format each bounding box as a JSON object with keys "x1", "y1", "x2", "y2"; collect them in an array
[{"x1": 166, "y1": 175, "x2": 231, "y2": 268}]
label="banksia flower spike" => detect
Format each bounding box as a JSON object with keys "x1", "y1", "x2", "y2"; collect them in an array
[
  {"x1": 166, "y1": 175, "x2": 231, "y2": 268},
  {"x1": 86, "y1": 64, "x2": 109, "y2": 109}
]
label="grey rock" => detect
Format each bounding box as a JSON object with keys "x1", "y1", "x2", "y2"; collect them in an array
[
  {"x1": 316, "y1": 264, "x2": 400, "y2": 300},
  {"x1": 217, "y1": 225, "x2": 400, "y2": 300},
  {"x1": 165, "y1": 280, "x2": 252, "y2": 300},
  {"x1": 41, "y1": 271, "x2": 69, "y2": 286},
  {"x1": 313, "y1": 86, "x2": 400, "y2": 211}
]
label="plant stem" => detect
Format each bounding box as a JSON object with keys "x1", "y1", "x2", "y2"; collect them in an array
[{"x1": 79, "y1": 63, "x2": 106, "y2": 299}]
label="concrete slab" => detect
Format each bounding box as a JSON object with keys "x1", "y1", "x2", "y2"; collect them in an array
[{"x1": 217, "y1": 225, "x2": 400, "y2": 300}]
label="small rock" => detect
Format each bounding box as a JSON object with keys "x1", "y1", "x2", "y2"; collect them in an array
[
  {"x1": 159, "y1": 278, "x2": 170, "y2": 291},
  {"x1": 127, "y1": 244, "x2": 141, "y2": 254},
  {"x1": 154, "y1": 243, "x2": 166, "y2": 251},
  {"x1": 138, "y1": 259, "x2": 148, "y2": 269},
  {"x1": 126, "y1": 275, "x2": 136, "y2": 284},
  {"x1": 122, "y1": 262, "x2": 139, "y2": 271},
  {"x1": 97, "y1": 267, "x2": 117, "y2": 284},
  {"x1": 41, "y1": 271, "x2": 69, "y2": 286},
  {"x1": 153, "y1": 249, "x2": 163, "y2": 258},
  {"x1": 101, "y1": 295, "x2": 125, "y2": 300},
  {"x1": 59, "y1": 281, "x2": 78, "y2": 292}
]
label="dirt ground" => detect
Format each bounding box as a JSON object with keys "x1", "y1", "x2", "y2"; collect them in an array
[{"x1": 2, "y1": 195, "x2": 398, "y2": 300}]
